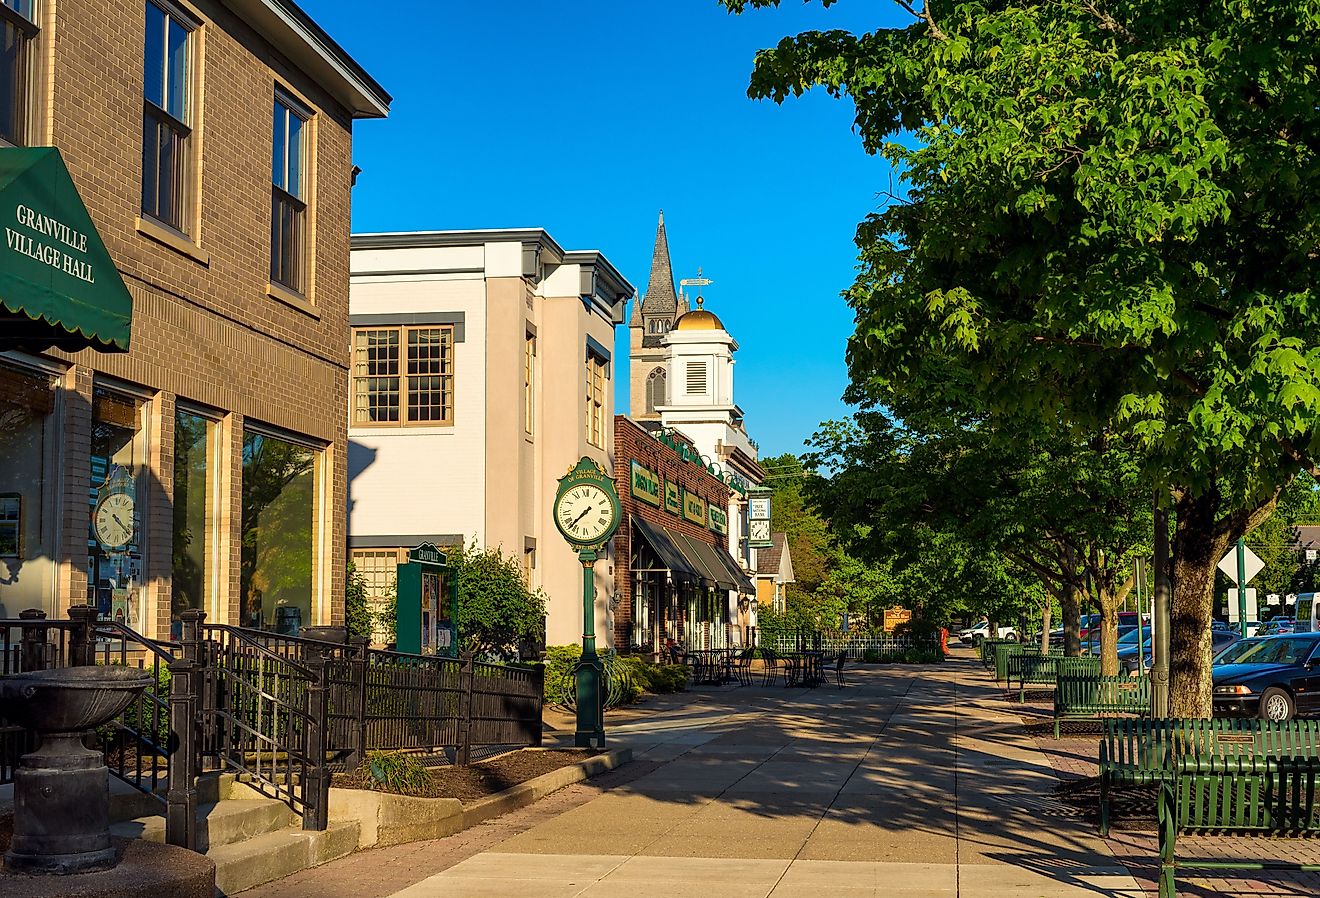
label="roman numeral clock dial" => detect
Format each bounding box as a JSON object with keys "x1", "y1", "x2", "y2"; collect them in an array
[{"x1": 555, "y1": 483, "x2": 615, "y2": 544}]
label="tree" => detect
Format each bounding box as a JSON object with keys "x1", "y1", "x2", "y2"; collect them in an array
[
  {"x1": 761, "y1": 453, "x2": 832, "y2": 598},
  {"x1": 807, "y1": 409, "x2": 1150, "y2": 672},
  {"x1": 451, "y1": 541, "x2": 546, "y2": 657},
  {"x1": 345, "y1": 563, "x2": 375, "y2": 640},
  {"x1": 1239, "y1": 474, "x2": 1320, "y2": 609},
  {"x1": 723, "y1": 0, "x2": 1320, "y2": 715}
]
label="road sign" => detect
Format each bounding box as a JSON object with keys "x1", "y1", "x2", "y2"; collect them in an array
[
  {"x1": 1218, "y1": 545, "x2": 1264, "y2": 583},
  {"x1": 1227, "y1": 589, "x2": 1258, "y2": 623}
]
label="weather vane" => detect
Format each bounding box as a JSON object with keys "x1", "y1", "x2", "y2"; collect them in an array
[
  {"x1": 679, "y1": 267, "x2": 712, "y2": 305},
  {"x1": 679, "y1": 266, "x2": 713, "y2": 292}
]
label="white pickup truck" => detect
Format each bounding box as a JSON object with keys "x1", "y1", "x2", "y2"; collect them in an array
[{"x1": 957, "y1": 621, "x2": 1018, "y2": 645}]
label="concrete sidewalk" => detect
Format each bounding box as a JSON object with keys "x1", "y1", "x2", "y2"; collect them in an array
[{"x1": 373, "y1": 654, "x2": 1140, "y2": 898}]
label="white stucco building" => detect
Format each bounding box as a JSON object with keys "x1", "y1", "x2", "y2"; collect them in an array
[{"x1": 347, "y1": 229, "x2": 632, "y2": 647}]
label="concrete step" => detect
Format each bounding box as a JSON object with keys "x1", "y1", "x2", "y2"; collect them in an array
[
  {"x1": 110, "y1": 797, "x2": 296, "y2": 851},
  {"x1": 208, "y1": 820, "x2": 359, "y2": 895}
]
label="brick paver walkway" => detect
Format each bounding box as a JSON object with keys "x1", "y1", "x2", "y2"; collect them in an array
[
  {"x1": 1005, "y1": 657, "x2": 1320, "y2": 897},
  {"x1": 243, "y1": 655, "x2": 1141, "y2": 898}
]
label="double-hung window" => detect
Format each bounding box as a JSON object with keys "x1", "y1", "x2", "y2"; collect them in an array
[
  {"x1": 0, "y1": 0, "x2": 37, "y2": 146},
  {"x1": 585, "y1": 352, "x2": 607, "y2": 448},
  {"x1": 142, "y1": 0, "x2": 193, "y2": 232},
  {"x1": 271, "y1": 91, "x2": 308, "y2": 293},
  {"x1": 352, "y1": 326, "x2": 455, "y2": 426}
]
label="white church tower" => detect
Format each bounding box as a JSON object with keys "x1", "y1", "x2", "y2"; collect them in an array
[{"x1": 656, "y1": 297, "x2": 756, "y2": 464}]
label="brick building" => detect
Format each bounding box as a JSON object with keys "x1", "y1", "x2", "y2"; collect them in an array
[
  {"x1": 613, "y1": 415, "x2": 753, "y2": 654},
  {"x1": 0, "y1": 0, "x2": 388, "y2": 637}
]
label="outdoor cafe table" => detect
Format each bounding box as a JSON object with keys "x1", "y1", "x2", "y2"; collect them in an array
[
  {"x1": 781, "y1": 651, "x2": 824, "y2": 687},
  {"x1": 687, "y1": 648, "x2": 734, "y2": 685}
]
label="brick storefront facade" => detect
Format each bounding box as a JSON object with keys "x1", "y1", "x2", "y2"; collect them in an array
[
  {"x1": 0, "y1": 1, "x2": 387, "y2": 636},
  {"x1": 612, "y1": 415, "x2": 743, "y2": 652}
]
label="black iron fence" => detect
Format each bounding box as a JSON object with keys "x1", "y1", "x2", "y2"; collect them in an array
[{"x1": 0, "y1": 606, "x2": 544, "y2": 851}]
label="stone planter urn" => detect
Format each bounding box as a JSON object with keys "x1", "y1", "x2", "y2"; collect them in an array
[{"x1": 1, "y1": 666, "x2": 153, "y2": 874}]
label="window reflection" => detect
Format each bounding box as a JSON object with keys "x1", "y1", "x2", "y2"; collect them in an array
[
  {"x1": 171, "y1": 411, "x2": 211, "y2": 630},
  {"x1": 240, "y1": 431, "x2": 315, "y2": 633}
]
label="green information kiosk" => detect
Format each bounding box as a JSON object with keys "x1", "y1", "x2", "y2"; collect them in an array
[{"x1": 395, "y1": 543, "x2": 458, "y2": 656}]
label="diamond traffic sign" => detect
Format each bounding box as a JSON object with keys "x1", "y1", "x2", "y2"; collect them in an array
[{"x1": 1218, "y1": 545, "x2": 1264, "y2": 584}]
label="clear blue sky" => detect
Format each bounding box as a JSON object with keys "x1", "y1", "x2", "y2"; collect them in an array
[{"x1": 302, "y1": 0, "x2": 903, "y2": 457}]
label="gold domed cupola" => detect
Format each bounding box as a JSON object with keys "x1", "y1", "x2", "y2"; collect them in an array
[{"x1": 674, "y1": 296, "x2": 724, "y2": 331}]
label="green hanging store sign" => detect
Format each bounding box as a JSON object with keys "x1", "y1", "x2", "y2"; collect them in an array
[
  {"x1": 0, "y1": 147, "x2": 134, "y2": 352},
  {"x1": 630, "y1": 461, "x2": 661, "y2": 507}
]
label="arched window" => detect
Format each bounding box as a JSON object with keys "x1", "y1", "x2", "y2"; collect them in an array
[{"x1": 646, "y1": 367, "x2": 667, "y2": 414}]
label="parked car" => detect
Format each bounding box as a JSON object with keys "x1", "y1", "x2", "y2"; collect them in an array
[
  {"x1": 958, "y1": 621, "x2": 1018, "y2": 645},
  {"x1": 1054, "y1": 612, "x2": 1144, "y2": 652},
  {"x1": 1256, "y1": 618, "x2": 1295, "y2": 637},
  {"x1": 1121, "y1": 628, "x2": 1239, "y2": 675},
  {"x1": 1212, "y1": 619, "x2": 1235, "y2": 632},
  {"x1": 1211, "y1": 633, "x2": 1320, "y2": 721},
  {"x1": 1050, "y1": 614, "x2": 1101, "y2": 648}
]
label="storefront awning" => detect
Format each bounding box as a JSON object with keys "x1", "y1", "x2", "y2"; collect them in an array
[
  {"x1": 631, "y1": 516, "x2": 699, "y2": 582},
  {"x1": 0, "y1": 148, "x2": 133, "y2": 352},
  {"x1": 672, "y1": 531, "x2": 737, "y2": 590},
  {"x1": 712, "y1": 543, "x2": 756, "y2": 594}
]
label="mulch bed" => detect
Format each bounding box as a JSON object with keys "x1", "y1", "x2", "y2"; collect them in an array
[{"x1": 332, "y1": 749, "x2": 601, "y2": 802}]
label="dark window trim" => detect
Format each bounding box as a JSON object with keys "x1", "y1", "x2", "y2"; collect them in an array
[{"x1": 349, "y1": 311, "x2": 466, "y2": 343}]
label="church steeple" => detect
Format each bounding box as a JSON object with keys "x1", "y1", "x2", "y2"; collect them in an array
[{"x1": 640, "y1": 210, "x2": 678, "y2": 319}]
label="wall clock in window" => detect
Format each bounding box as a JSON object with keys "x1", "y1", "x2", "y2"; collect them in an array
[{"x1": 94, "y1": 467, "x2": 136, "y2": 551}]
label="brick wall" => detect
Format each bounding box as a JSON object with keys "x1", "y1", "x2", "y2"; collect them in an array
[
  {"x1": 17, "y1": 0, "x2": 360, "y2": 630},
  {"x1": 612, "y1": 416, "x2": 734, "y2": 649}
]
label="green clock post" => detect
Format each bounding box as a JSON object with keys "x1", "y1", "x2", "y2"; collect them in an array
[{"x1": 553, "y1": 457, "x2": 621, "y2": 749}]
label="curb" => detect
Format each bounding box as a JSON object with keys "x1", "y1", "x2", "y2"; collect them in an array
[{"x1": 461, "y1": 747, "x2": 633, "y2": 829}]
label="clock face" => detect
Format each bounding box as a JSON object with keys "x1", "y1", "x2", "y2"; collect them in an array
[
  {"x1": 555, "y1": 483, "x2": 616, "y2": 545},
  {"x1": 95, "y1": 493, "x2": 136, "y2": 550},
  {"x1": 749, "y1": 519, "x2": 772, "y2": 543}
]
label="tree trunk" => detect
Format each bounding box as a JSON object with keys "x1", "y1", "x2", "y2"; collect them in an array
[
  {"x1": 1097, "y1": 588, "x2": 1120, "y2": 677},
  {"x1": 1039, "y1": 600, "x2": 1052, "y2": 654},
  {"x1": 1062, "y1": 581, "x2": 1081, "y2": 656},
  {"x1": 1169, "y1": 490, "x2": 1232, "y2": 718}
]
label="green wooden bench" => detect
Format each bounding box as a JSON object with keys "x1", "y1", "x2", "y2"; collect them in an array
[
  {"x1": 1053, "y1": 674, "x2": 1149, "y2": 738},
  {"x1": 1008, "y1": 653, "x2": 1096, "y2": 702},
  {"x1": 992, "y1": 642, "x2": 1036, "y2": 682},
  {"x1": 979, "y1": 638, "x2": 1013, "y2": 667},
  {"x1": 1098, "y1": 718, "x2": 1320, "y2": 835},
  {"x1": 1158, "y1": 757, "x2": 1320, "y2": 898}
]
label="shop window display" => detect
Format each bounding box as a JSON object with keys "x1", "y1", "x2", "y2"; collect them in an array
[
  {"x1": 88, "y1": 388, "x2": 146, "y2": 628},
  {"x1": 0, "y1": 364, "x2": 55, "y2": 617}
]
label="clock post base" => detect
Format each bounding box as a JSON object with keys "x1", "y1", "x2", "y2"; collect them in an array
[{"x1": 573, "y1": 656, "x2": 605, "y2": 749}]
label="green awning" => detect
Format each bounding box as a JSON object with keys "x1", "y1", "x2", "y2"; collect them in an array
[{"x1": 0, "y1": 147, "x2": 132, "y2": 352}]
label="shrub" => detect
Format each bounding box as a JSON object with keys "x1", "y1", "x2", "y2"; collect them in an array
[
  {"x1": 365, "y1": 750, "x2": 433, "y2": 794},
  {"x1": 640, "y1": 663, "x2": 690, "y2": 693},
  {"x1": 862, "y1": 648, "x2": 881, "y2": 663},
  {"x1": 345, "y1": 562, "x2": 375, "y2": 641},
  {"x1": 543, "y1": 644, "x2": 582, "y2": 701},
  {"x1": 96, "y1": 661, "x2": 171, "y2": 748}
]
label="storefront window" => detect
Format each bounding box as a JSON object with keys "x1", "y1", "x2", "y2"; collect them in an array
[
  {"x1": 171, "y1": 410, "x2": 212, "y2": 629},
  {"x1": 89, "y1": 388, "x2": 146, "y2": 628},
  {"x1": 0, "y1": 364, "x2": 55, "y2": 617},
  {"x1": 240, "y1": 430, "x2": 316, "y2": 633}
]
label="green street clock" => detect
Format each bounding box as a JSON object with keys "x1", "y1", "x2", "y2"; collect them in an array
[
  {"x1": 554, "y1": 458, "x2": 621, "y2": 549},
  {"x1": 553, "y1": 456, "x2": 619, "y2": 750}
]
